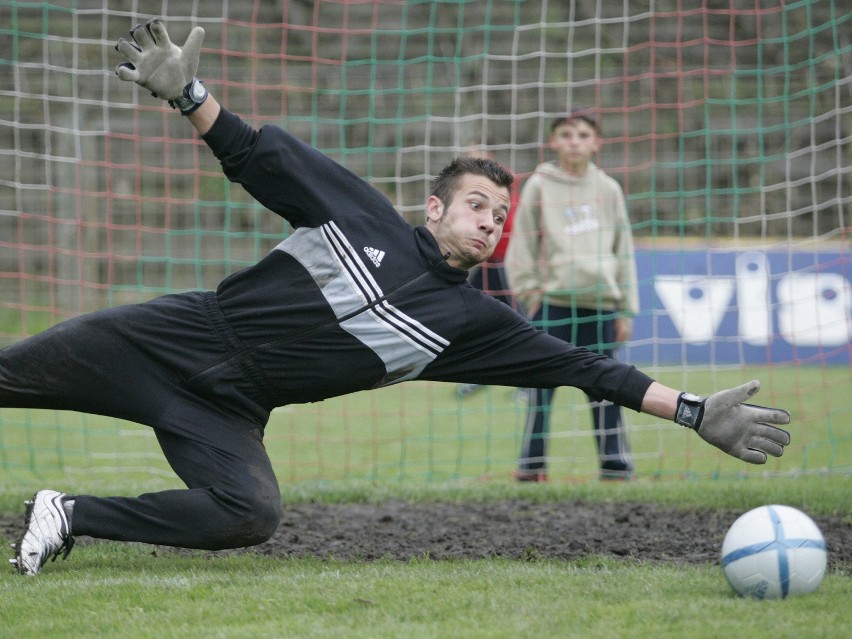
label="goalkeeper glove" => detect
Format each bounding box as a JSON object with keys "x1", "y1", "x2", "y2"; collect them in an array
[
  {"x1": 675, "y1": 380, "x2": 791, "y2": 464},
  {"x1": 114, "y1": 18, "x2": 207, "y2": 114}
]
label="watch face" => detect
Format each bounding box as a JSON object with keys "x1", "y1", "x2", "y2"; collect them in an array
[
  {"x1": 676, "y1": 403, "x2": 699, "y2": 428},
  {"x1": 191, "y1": 81, "x2": 206, "y2": 101}
]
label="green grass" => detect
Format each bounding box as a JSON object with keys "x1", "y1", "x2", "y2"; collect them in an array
[
  {"x1": 0, "y1": 366, "x2": 849, "y2": 637},
  {"x1": 0, "y1": 474, "x2": 849, "y2": 517},
  {"x1": 0, "y1": 475, "x2": 852, "y2": 639},
  {"x1": 1, "y1": 477, "x2": 850, "y2": 638},
  {"x1": 0, "y1": 541, "x2": 849, "y2": 638},
  {"x1": 1, "y1": 366, "x2": 850, "y2": 489}
]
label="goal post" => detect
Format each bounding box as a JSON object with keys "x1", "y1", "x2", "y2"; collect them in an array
[{"x1": 0, "y1": 1, "x2": 849, "y2": 486}]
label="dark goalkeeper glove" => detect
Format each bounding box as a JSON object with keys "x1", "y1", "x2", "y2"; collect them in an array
[
  {"x1": 675, "y1": 380, "x2": 791, "y2": 464},
  {"x1": 114, "y1": 18, "x2": 207, "y2": 114}
]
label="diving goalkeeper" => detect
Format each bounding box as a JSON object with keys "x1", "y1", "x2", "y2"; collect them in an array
[{"x1": 4, "y1": 19, "x2": 791, "y2": 575}]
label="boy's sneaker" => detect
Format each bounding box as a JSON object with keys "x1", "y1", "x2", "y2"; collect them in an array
[
  {"x1": 513, "y1": 470, "x2": 548, "y2": 482},
  {"x1": 599, "y1": 469, "x2": 634, "y2": 482},
  {"x1": 11, "y1": 490, "x2": 75, "y2": 576}
]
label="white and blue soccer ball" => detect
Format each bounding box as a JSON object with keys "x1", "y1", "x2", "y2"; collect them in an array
[{"x1": 721, "y1": 504, "x2": 827, "y2": 599}]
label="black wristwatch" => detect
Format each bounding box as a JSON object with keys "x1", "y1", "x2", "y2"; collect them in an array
[
  {"x1": 675, "y1": 392, "x2": 706, "y2": 430},
  {"x1": 168, "y1": 78, "x2": 208, "y2": 115}
]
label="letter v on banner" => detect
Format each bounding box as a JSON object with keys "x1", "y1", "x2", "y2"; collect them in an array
[{"x1": 654, "y1": 276, "x2": 736, "y2": 343}]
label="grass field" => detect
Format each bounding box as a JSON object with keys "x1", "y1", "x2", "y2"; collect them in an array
[
  {"x1": 1, "y1": 366, "x2": 850, "y2": 491},
  {"x1": 1, "y1": 556, "x2": 850, "y2": 638},
  {"x1": 0, "y1": 478, "x2": 850, "y2": 639},
  {"x1": 0, "y1": 366, "x2": 850, "y2": 638}
]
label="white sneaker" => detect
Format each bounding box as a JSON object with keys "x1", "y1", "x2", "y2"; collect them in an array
[{"x1": 11, "y1": 490, "x2": 75, "y2": 576}]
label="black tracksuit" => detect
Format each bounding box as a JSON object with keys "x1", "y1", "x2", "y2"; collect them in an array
[{"x1": 0, "y1": 108, "x2": 654, "y2": 549}]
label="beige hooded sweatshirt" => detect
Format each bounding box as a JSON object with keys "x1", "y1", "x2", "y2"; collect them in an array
[{"x1": 505, "y1": 161, "x2": 639, "y2": 317}]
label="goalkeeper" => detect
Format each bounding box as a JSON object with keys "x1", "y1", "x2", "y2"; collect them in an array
[{"x1": 4, "y1": 19, "x2": 791, "y2": 576}]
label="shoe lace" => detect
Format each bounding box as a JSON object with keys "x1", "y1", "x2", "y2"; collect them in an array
[{"x1": 50, "y1": 535, "x2": 75, "y2": 563}]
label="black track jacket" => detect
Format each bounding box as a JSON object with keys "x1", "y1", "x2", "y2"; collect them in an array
[{"x1": 202, "y1": 108, "x2": 654, "y2": 412}]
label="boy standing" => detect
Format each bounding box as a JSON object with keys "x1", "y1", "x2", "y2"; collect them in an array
[{"x1": 506, "y1": 109, "x2": 639, "y2": 480}]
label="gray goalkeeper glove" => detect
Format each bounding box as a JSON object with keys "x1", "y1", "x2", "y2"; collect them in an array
[
  {"x1": 675, "y1": 380, "x2": 791, "y2": 464},
  {"x1": 114, "y1": 18, "x2": 207, "y2": 114}
]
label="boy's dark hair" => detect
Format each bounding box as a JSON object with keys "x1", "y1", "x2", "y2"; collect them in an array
[
  {"x1": 551, "y1": 107, "x2": 600, "y2": 135},
  {"x1": 430, "y1": 156, "x2": 514, "y2": 207}
]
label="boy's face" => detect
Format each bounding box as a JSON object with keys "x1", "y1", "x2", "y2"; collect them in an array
[{"x1": 549, "y1": 118, "x2": 600, "y2": 172}]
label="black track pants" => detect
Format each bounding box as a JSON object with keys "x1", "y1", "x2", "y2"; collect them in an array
[{"x1": 0, "y1": 292, "x2": 281, "y2": 549}]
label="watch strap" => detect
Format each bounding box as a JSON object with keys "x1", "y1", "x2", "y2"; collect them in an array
[
  {"x1": 675, "y1": 392, "x2": 706, "y2": 430},
  {"x1": 168, "y1": 78, "x2": 208, "y2": 115}
]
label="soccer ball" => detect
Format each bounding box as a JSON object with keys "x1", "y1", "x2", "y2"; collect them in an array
[{"x1": 721, "y1": 504, "x2": 827, "y2": 599}]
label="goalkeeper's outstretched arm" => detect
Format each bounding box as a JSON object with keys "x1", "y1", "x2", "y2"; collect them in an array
[
  {"x1": 112, "y1": 18, "x2": 793, "y2": 468},
  {"x1": 642, "y1": 380, "x2": 791, "y2": 465}
]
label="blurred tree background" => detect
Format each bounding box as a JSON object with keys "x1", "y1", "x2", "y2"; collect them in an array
[{"x1": 0, "y1": 0, "x2": 849, "y2": 318}]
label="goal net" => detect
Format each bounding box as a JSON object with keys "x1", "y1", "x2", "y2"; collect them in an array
[{"x1": 0, "y1": 0, "x2": 849, "y2": 486}]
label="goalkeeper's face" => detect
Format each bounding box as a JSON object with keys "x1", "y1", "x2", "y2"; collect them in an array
[{"x1": 424, "y1": 174, "x2": 511, "y2": 270}]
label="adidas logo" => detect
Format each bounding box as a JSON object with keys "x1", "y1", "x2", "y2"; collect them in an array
[{"x1": 364, "y1": 246, "x2": 385, "y2": 267}]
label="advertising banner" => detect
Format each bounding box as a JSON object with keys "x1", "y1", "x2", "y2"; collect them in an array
[{"x1": 626, "y1": 249, "x2": 851, "y2": 366}]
